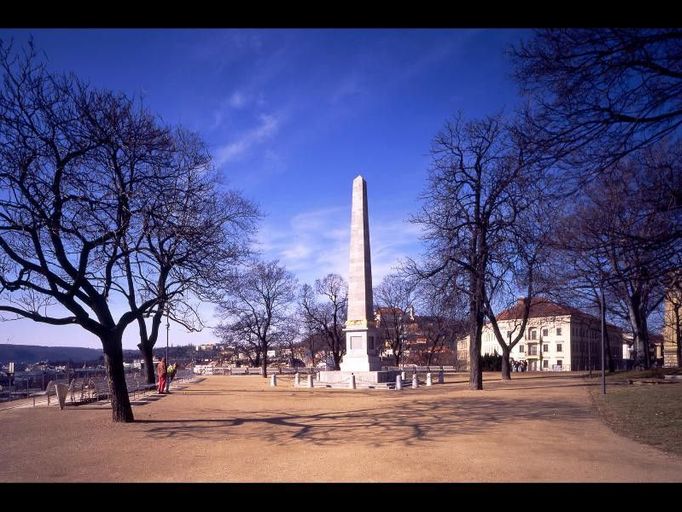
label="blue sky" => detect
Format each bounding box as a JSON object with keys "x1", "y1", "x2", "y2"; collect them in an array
[{"x1": 0, "y1": 29, "x2": 528, "y2": 349}]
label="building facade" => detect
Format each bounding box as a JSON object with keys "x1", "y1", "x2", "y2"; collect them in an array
[
  {"x1": 663, "y1": 291, "x2": 681, "y2": 368},
  {"x1": 478, "y1": 299, "x2": 624, "y2": 371}
]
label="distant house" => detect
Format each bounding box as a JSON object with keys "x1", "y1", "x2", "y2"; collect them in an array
[
  {"x1": 461, "y1": 299, "x2": 624, "y2": 371},
  {"x1": 375, "y1": 306, "x2": 459, "y2": 367}
]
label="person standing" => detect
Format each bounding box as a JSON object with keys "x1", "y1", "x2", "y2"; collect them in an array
[
  {"x1": 157, "y1": 357, "x2": 167, "y2": 394},
  {"x1": 165, "y1": 362, "x2": 177, "y2": 393}
]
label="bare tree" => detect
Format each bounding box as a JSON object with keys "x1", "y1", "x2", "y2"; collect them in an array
[
  {"x1": 216, "y1": 260, "x2": 297, "y2": 378},
  {"x1": 300, "y1": 332, "x2": 323, "y2": 368},
  {"x1": 122, "y1": 138, "x2": 258, "y2": 384},
  {"x1": 374, "y1": 273, "x2": 415, "y2": 366},
  {"x1": 410, "y1": 114, "x2": 544, "y2": 390},
  {"x1": 483, "y1": 199, "x2": 554, "y2": 380},
  {"x1": 412, "y1": 277, "x2": 466, "y2": 366},
  {"x1": 299, "y1": 274, "x2": 347, "y2": 370},
  {"x1": 0, "y1": 41, "x2": 186, "y2": 422},
  {"x1": 512, "y1": 29, "x2": 682, "y2": 186},
  {"x1": 549, "y1": 155, "x2": 678, "y2": 369}
]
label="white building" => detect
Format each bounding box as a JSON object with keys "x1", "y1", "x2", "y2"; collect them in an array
[{"x1": 480, "y1": 299, "x2": 624, "y2": 371}]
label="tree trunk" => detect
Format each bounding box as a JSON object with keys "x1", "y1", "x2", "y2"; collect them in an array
[
  {"x1": 640, "y1": 311, "x2": 651, "y2": 369},
  {"x1": 604, "y1": 328, "x2": 615, "y2": 373},
  {"x1": 426, "y1": 349, "x2": 435, "y2": 367},
  {"x1": 261, "y1": 341, "x2": 268, "y2": 378},
  {"x1": 500, "y1": 346, "x2": 511, "y2": 380},
  {"x1": 103, "y1": 333, "x2": 134, "y2": 423},
  {"x1": 468, "y1": 273, "x2": 484, "y2": 390},
  {"x1": 138, "y1": 340, "x2": 155, "y2": 385},
  {"x1": 627, "y1": 294, "x2": 651, "y2": 369}
]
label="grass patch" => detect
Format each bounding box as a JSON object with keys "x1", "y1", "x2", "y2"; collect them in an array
[{"x1": 589, "y1": 372, "x2": 682, "y2": 456}]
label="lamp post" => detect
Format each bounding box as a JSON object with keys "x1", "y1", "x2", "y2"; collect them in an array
[
  {"x1": 600, "y1": 287, "x2": 606, "y2": 395},
  {"x1": 165, "y1": 305, "x2": 170, "y2": 364}
]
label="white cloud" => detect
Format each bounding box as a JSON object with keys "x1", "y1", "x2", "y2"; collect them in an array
[
  {"x1": 228, "y1": 91, "x2": 247, "y2": 109},
  {"x1": 214, "y1": 113, "x2": 281, "y2": 167},
  {"x1": 258, "y1": 207, "x2": 423, "y2": 287}
]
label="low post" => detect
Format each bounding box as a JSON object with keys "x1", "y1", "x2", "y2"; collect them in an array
[
  {"x1": 307, "y1": 374, "x2": 314, "y2": 388},
  {"x1": 295, "y1": 372, "x2": 300, "y2": 387},
  {"x1": 401, "y1": 370, "x2": 406, "y2": 381},
  {"x1": 350, "y1": 374, "x2": 356, "y2": 389},
  {"x1": 438, "y1": 370, "x2": 444, "y2": 384},
  {"x1": 395, "y1": 374, "x2": 402, "y2": 390},
  {"x1": 270, "y1": 374, "x2": 277, "y2": 387},
  {"x1": 426, "y1": 372, "x2": 433, "y2": 386},
  {"x1": 412, "y1": 373, "x2": 418, "y2": 389}
]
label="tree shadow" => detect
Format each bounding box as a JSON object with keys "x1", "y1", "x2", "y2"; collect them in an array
[{"x1": 135, "y1": 394, "x2": 593, "y2": 448}]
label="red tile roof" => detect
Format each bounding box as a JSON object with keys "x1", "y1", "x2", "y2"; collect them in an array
[{"x1": 497, "y1": 298, "x2": 597, "y2": 322}]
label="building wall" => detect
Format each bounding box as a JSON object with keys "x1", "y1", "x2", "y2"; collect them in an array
[
  {"x1": 663, "y1": 294, "x2": 681, "y2": 368},
  {"x1": 480, "y1": 314, "x2": 623, "y2": 371},
  {"x1": 481, "y1": 316, "x2": 572, "y2": 370}
]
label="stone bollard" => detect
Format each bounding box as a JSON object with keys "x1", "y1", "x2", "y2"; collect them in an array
[
  {"x1": 438, "y1": 370, "x2": 444, "y2": 384},
  {"x1": 412, "y1": 373, "x2": 418, "y2": 389},
  {"x1": 350, "y1": 374, "x2": 356, "y2": 389},
  {"x1": 308, "y1": 374, "x2": 314, "y2": 388},
  {"x1": 270, "y1": 374, "x2": 277, "y2": 387},
  {"x1": 426, "y1": 372, "x2": 433, "y2": 386},
  {"x1": 395, "y1": 374, "x2": 402, "y2": 390},
  {"x1": 295, "y1": 372, "x2": 300, "y2": 387},
  {"x1": 401, "y1": 371, "x2": 406, "y2": 381}
]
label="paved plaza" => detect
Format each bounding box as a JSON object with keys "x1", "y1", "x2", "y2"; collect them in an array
[{"x1": 1, "y1": 372, "x2": 681, "y2": 482}]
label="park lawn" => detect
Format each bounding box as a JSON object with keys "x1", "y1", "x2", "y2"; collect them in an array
[{"x1": 589, "y1": 371, "x2": 682, "y2": 456}]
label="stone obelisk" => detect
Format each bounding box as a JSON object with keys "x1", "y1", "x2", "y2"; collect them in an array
[{"x1": 340, "y1": 175, "x2": 381, "y2": 372}]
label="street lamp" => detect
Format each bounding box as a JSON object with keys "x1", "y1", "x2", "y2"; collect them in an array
[
  {"x1": 165, "y1": 304, "x2": 170, "y2": 364},
  {"x1": 600, "y1": 287, "x2": 606, "y2": 395}
]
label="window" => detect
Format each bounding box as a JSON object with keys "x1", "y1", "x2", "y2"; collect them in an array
[
  {"x1": 542, "y1": 328, "x2": 548, "y2": 337},
  {"x1": 543, "y1": 344, "x2": 549, "y2": 352},
  {"x1": 556, "y1": 360, "x2": 563, "y2": 367},
  {"x1": 543, "y1": 360, "x2": 549, "y2": 368},
  {"x1": 529, "y1": 345, "x2": 538, "y2": 356},
  {"x1": 556, "y1": 328, "x2": 562, "y2": 336},
  {"x1": 519, "y1": 345, "x2": 524, "y2": 353},
  {"x1": 557, "y1": 343, "x2": 563, "y2": 352},
  {"x1": 529, "y1": 328, "x2": 537, "y2": 340}
]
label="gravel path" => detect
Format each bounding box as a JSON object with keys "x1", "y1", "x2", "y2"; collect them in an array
[{"x1": 1, "y1": 373, "x2": 680, "y2": 482}]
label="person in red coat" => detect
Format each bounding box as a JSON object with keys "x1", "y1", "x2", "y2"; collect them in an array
[{"x1": 157, "y1": 357, "x2": 167, "y2": 394}]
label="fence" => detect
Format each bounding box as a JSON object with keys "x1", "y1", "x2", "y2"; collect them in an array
[{"x1": 192, "y1": 366, "x2": 317, "y2": 376}]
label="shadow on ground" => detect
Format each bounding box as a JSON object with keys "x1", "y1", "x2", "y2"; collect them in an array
[{"x1": 135, "y1": 393, "x2": 592, "y2": 447}]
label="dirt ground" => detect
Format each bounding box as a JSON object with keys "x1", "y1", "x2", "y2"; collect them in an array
[{"x1": 1, "y1": 372, "x2": 681, "y2": 482}]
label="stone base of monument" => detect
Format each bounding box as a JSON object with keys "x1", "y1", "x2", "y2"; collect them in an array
[{"x1": 317, "y1": 370, "x2": 400, "y2": 389}]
